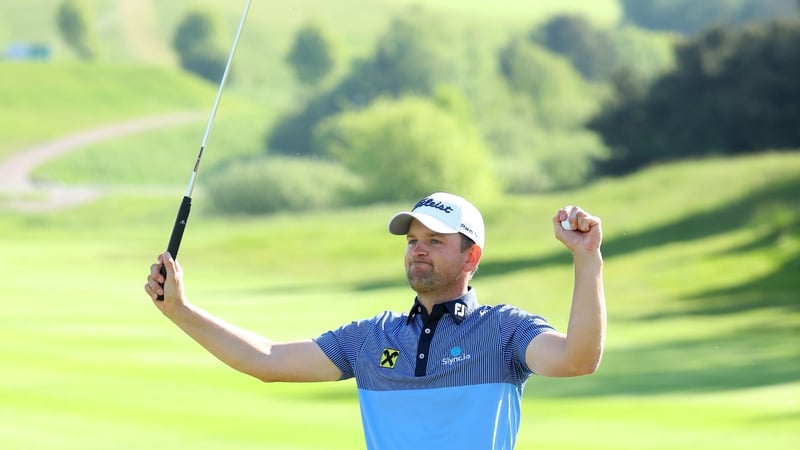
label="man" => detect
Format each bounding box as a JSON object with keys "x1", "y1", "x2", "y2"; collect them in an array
[{"x1": 144, "y1": 192, "x2": 606, "y2": 450}]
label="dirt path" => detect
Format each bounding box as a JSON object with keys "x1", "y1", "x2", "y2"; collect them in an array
[{"x1": 0, "y1": 111, "x2": 203, "y2": 212}]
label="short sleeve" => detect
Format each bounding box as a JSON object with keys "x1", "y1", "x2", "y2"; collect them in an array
[
  {"x1": 313, "y1": 317, "x2": 375, "y2": 380},
  {"x1": 496, "y1": 305, "x2": 556, "y2": 373}
]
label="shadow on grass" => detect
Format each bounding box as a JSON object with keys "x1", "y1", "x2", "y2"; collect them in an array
[
  {"x1": 600, "y1": 176, "x2": 799, "y2": 256},
  {"x1": 217, "y1": 175, "x2": 799, "y2": 301},
  {"x1": 481, "y1": 175, "x2": 800, "y2": 314},
  {"x1": 679, "y1": 251, "x2": 800, "y2": 316},
  {"x1": 210, "y1": 176, "x2": 799, "y2": 399},
  {"x1": 209, "y1": 177, "x2": 799, "y2": 315},
  {"x1": 529, "y1": 323, "x2": 800, "y2": 398}
]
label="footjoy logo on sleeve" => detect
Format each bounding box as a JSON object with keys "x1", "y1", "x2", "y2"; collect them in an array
[{"x1": 442, "y1": 346, "x2": 471, "y2": 366}]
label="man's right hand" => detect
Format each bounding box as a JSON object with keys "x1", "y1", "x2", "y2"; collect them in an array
[{"x1": 144, "y1": 252, "x2": 185, "y2": 315}]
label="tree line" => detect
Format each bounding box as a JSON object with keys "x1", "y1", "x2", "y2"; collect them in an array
[{"x1": 53, "y1": 0, "x2": 799, "y2": 214}]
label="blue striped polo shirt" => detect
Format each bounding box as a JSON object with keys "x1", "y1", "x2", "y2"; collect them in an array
[{"x1": 314, "y1": 288, "x2": 555, "y2": 450}]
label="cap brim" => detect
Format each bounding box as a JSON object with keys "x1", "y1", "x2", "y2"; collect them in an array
[{"x1": 388, "y1": 212, "x2": 459, "y2": 236}]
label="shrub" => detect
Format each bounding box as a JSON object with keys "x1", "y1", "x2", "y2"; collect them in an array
[
  {"x1": 314, "y1": 96, "x2": 500, "y2": 204},
  {"x1": 495, "y1": 128, "x2": 608, "y2": 193},
  {"x1": 204, "y1": 156, "x2": 363, "y2": 214}
]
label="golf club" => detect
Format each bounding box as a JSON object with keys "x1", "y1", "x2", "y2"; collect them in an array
[{"x1": 157, "y1": 0, "x2": 252, "y2": 300}]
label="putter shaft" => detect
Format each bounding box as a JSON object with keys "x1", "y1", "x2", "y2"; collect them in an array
[{"x1": 157, "y1": 0, "x2": 252, "y2": 300}]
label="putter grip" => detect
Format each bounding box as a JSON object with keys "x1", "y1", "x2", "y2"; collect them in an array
[{"x1": 157, "y1": 196, "x2": 192, "y2": 301}]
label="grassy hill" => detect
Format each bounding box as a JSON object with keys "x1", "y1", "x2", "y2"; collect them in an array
[
  {"x1": 0, "y1": 62, "x2": 219, "y2": 158},
  {"x1": 0, "y1": 1, "x2": 622, "y2": 63},
  {"x1": 1, "y1": 0, "x2": 622, "y2": 172},
  {"x1": 0, "y1": 151, "x2": 797, "y2": 449},
  {"x1": 0, "y1": 0, "x2": 621, "y2": 105}
]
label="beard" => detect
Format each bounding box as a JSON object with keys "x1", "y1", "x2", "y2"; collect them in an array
[
  {"x1": 406, "y1": 260, "x2": 460, "y2": 294},
  {"x1": 407, "y1": 264, "x2": 437, "y2": 293}
]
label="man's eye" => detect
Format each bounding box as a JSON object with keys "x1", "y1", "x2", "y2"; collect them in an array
[
  {"x1": 430, "y1": 239, "x2": 441, "y2": 245},
  {"x1": 407, "y1": 239, "x2": 417, "y2": 246}
]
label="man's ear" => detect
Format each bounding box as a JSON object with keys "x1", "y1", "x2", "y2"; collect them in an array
[{"x1": 465, "y1": 244, "x2": 482, "y2": 272}]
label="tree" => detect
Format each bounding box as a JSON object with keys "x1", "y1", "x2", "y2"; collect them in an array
[
  {"x1": 173, "y1": 9, "x2": 227, "y2": 83},
  {"x1": 620, "y1": 0, "x2": 796, "y2": 35},
  {"x1": 533, "y1": 14, "x2": 617, "y2": 81},
  {"x1": 286, "y1": 21, "x2": 338, "y2": 87},
  {"x1": 498, "y1": 38, "x2": 596, "y2": 128},
  {"x1": 314, "y1": 96, "x2": 499, "y2": 203},
  {"x1": 531, "y1": 14, "x2": 676, "y2": 84},
  {"x1": 589, "y1": 20, "x2": 800, "y2": 174},
  {"x1": 56, "y1": 0, "x2": 98, "y2": 59},
  {"x1": 267, "y1": 7, "x2": 472, "y2": 155}
]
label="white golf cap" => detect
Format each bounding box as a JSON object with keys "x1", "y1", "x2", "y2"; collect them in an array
[{"x1": 388, "y1": 192, "x2": 484, "y2": 249}]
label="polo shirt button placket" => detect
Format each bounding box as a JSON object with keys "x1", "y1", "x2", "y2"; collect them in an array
[{"x1": 414, "y1": 306, "x2": 442, "y2": 376}]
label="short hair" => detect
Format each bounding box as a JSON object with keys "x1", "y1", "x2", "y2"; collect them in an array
[
  {"x1": 460, "y1": 234, "x2": 476, "y2": 252},
  {"x1": 460, "y1": 234, "x2": 479, "y2": 277}
]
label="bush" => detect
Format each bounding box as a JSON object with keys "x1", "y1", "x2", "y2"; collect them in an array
[
  {"x1": 314, "y1": 96, "x2": 500, "y2": 204},
  {"x1": 495, "y1": 128, "x2": 609, "y2": 193},
  {"x1": 204, "y1": 156, "x2": 363, "y2": 214}
]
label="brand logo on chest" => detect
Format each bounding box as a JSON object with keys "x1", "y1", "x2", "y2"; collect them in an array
[
  {"x1": 442, "y1": 346, "x2": 471, "y2": 366},
  {"x1": 380, "y1": 348, "x2": 400, "y2": 368}
]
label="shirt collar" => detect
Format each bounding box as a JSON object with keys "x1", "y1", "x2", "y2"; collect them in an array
[{"x1": 406, "y1": 287, "x2": 478, "y2": 325}]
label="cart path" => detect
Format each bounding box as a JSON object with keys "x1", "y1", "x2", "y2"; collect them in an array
[{"x1": 0, "y1": 111, "x2": 203, "y2": 212}]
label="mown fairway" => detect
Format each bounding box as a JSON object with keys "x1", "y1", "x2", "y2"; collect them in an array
[{"x1": 1, "y1": 151, "x2": 798, "y2": 449}]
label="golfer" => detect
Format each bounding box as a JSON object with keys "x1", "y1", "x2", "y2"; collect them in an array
[{"x1": 144, "y1": 192, "x2": 606, "y2": 449}]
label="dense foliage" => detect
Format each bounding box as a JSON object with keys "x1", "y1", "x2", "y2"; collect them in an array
[
  {"x1": 205, "y1": 156, "x2": 361, "y2": 214},
  {"x1": 267, "y1": 8, "x2": 471, "y2": 156},
  {"x1": 314, "y1": 96, "x2": 499, "y2": 203},
  {"x1": 285, "y1": 21, "x2": 338, "y2": 87},
  {"x1": 181, "y1": 4, "x2": 795, "y2": 211},
  {"x1": 172, "y1": 9, "x2": 227, "y2": 83},
  {"x1": 620, "y1": 0, "x2": 797, "y2": 35},
  {"x1": 531, "y1": 14, "x2": 675, "y2": 84},
  {"x1": 589, "y1": 20, "x2": 800, "y2": 174}
]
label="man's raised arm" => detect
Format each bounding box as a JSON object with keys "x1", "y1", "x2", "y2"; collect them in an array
[{"x1": 145, "y1": 252, "x2": 342, "y2": 382}]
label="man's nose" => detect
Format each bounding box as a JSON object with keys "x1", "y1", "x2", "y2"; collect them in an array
[{"x1": 411, "y1": 241, "x2": 428, "y2": 255}]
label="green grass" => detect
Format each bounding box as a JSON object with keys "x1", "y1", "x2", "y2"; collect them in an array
[
  {"x1": 1, "y1": 152, "x2": 798, "y2": 449},
  {"x1": 1, "y1": 1, "x2": 797, "y2": 448},
  {"x1": 30, "y1": 103, "x2": 270, "y2": 185},
  {"x1": 0, "y1": 62, "x2": 216, "y2": 157},
  {"x1": 0, "y1": 0, "x2": 621, "y2": 63},
  {"x1": 1, "y1": 0, "x2": 626, "y2": 174},
  {"x1": 0, "y1": 0, "x2": 623, "y2": 152}
]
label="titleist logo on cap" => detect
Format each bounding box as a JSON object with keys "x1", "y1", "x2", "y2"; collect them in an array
[
  {"x1": 413, "y1": 198, "x2": 454, "y2": 213},
  {"x1": 388, "y1": 191, "x2": 485, "y2": 249}
]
